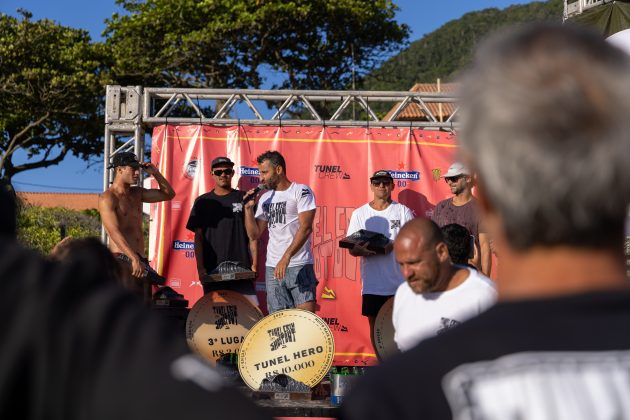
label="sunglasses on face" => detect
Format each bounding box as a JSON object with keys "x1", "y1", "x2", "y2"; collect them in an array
[
  {"x1": 445, "y1": 175, "x2": 464, "y2": 183},
  {"x1": 213, "y1": 168, "x2": 234, "y2": 176},
  {"x1": 371, "y1": 179, "x2": 393, "y2": 186}
]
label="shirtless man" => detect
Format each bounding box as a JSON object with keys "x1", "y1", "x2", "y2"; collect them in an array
[{"x1": 99, "y1": 152, "x2": 175, "y2": 287}]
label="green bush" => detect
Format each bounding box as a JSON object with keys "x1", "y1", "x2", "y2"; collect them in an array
[{"x1": 17, "y1": 205, "x2": 101, "y2": 254}]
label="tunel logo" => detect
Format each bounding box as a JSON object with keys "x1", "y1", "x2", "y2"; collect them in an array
[
  {"x1": 322, "y1": 317, "x2": 348, "y2": 333},
  {"x1": 389, "y1": 170, "x2": 420, "y2": 181},
  {"x1": 313, "y1": 164, "x2": 351, "y2": 180}
]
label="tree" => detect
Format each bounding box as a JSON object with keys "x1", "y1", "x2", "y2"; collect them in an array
[
  {"x1": 16, "y1": 204, "x2": 101, "y2": 254},
  {"x1": 0, "y1": 10, "x2": 107, "y2": 182},
  {"x1": 105, "y1": 0, "x2": 409, "y2": 90},
  {"x1": 361, "y1": 0, "x2": 563, "y2": 91}
]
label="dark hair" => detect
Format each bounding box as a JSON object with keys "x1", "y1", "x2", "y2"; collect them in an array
[
  {"x1": 256, "y1": 150, "x2": 286, "y2": 172},
  {"x1": 49, "y1": 236, "x2": 123, "y2": 284},
  {"x1": 441, "y1": 224, "x2": 472, "y2": 265}
]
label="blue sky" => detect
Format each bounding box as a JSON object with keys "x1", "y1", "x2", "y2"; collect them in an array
[{"x1": 1, "y1": 0, "x2": 533, "y2": 192}]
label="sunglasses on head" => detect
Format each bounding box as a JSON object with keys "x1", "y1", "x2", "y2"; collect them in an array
[
  {"x1": 371, "y1": 179, "x2": 392, "y2": 186},
  {"x1": 444, "y1": 175, "x2": 464, "y2": 183},
  {"x1": 213, "y1": 168, "x2": 234, "y2": 176}
]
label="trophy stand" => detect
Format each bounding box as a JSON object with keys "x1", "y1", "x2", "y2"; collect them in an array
[{"x1": 238, "y1": 309, "x2": 338, "y2": 415}]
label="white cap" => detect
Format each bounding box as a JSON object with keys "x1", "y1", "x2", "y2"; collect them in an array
[{"x1": 442, "y1": 162, "x2": 470, "y2": 178}]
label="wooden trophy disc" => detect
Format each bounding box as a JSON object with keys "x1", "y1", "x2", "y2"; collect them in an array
[
  {"x1": 238, "y1": 309, "x2": 335, "y2": 391},
  {"x1": 186, "y1": 290, "x2": 263, "y2": 366},
  {"x1": 373, "y1": 297, "x2": 400, "y2": 360}
]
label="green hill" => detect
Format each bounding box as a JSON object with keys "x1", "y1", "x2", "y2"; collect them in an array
[{"x1": 361, "y1": 0, "x2": 563, "y2": 91}]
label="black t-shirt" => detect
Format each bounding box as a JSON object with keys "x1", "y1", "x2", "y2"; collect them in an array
[
  {"x1": 0, "y1": 239, "x2": 270, "y2": 420},
  {"x1": 341, "y1": 290, "x2": 630, "y2": 420},
  {"x1": 186, "y1": 189, "x2": 251, "y2": 272}
]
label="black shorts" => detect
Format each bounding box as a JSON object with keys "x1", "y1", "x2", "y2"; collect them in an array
[{"x1": 362, "y1": 294, "x2": 393, "y2": 317}]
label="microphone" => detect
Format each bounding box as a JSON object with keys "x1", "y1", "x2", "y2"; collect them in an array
[{"x1": 243, "y1": 183, "x2": 265, "y2": 204}]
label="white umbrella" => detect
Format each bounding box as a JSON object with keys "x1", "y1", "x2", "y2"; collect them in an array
[{"x1": 607, "y1": 28, "x2": 630, "y2": 56}]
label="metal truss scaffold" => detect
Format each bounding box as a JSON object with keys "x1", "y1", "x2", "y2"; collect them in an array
[{"x1": 103, "y1": 84, "x2": 459, "y2": 191}]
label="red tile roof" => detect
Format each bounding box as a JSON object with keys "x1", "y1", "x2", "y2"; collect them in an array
[
  {"x1": 383, "y1": 82, "x2": 458, "y2": 121},
  {"x1": 17, "y1": 192, "x2": 100, "y2": 211}
]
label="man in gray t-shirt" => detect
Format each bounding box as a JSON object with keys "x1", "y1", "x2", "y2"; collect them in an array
[{"x1": 431, "y1": 162, "x2": 491, "y2": 276}]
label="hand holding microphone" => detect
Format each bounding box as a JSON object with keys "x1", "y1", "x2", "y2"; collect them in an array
[{"x1": 243, "y1": 183, "x2": 265, "y2": 206}]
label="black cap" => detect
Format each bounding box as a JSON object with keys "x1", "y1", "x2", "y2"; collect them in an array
[
  {"x1": 108, "y1": 152, "x2": 140, "y2": 169},
  {"x1": 211, "y1": 156, "x2": 235, "y2": 169},
  {"x1": 369, "y1": 170, "x2": 393, "y2": 181}
]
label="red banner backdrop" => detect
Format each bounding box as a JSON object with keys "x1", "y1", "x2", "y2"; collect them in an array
[{"x1": 148, "y1": 124, "x2": 457, "y2": 365}]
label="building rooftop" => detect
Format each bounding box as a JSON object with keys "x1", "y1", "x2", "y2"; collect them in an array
[
  {"x1": 383, "y1": 82, "x2": 458, "y2": 122},
  {"x1": 17, "y1": 192, "x2": 100, "y2": 211}
]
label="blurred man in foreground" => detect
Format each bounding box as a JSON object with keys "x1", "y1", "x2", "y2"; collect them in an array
[
  {"x1": 0, "y1": 180, "x2": 271, "y2": 420},
  {"x1": 342, "y1": 24, "x2": 630, "y2": 420}
]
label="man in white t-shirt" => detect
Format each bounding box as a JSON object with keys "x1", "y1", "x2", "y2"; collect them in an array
[
  {"x1": 244, "y1": 150, "x2": 317, "y2": 313},
  {"x1": 393, "y1": 218, "x2": 496, "y2": 351},
  {"x1": 347, "y1": 170, "x2": 415, "y2": 353}
]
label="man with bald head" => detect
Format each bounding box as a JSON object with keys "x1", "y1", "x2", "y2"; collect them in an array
[{"x1": 392, "y1": 218, "x2": 496, "y2": 351}]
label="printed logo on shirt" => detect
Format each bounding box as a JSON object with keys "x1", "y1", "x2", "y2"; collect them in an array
[
  {"x1": 213, "y1": 305, "x2": 238, "y2": 330},
  {"x1": 443, "y1": 351, "x2": 630, "y2": 420},
  {"x1": 313, "y1": 164, "x2": 351, "y2": 180},
  {"x1": 301, "y1": 188, "x2": 312, "y2": 198},
  {"x1": 232, "y1": 202, "x2": 243, "y2": 213},
  {"x1": 268, "y1": 322, "x2": 297, "y2": 351},
  {"x1": 390, "y1": 219, "x2": 401, "y2": 229},
  {"x1": 437, "y1": 317, "x2": 461, "y2": 335},
  {"x1": 184, "y1": 159, "x2": 198, "y2": 179},
  {"x1": 263, "y1": 202, "x2": 287, "y2": 228}
]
